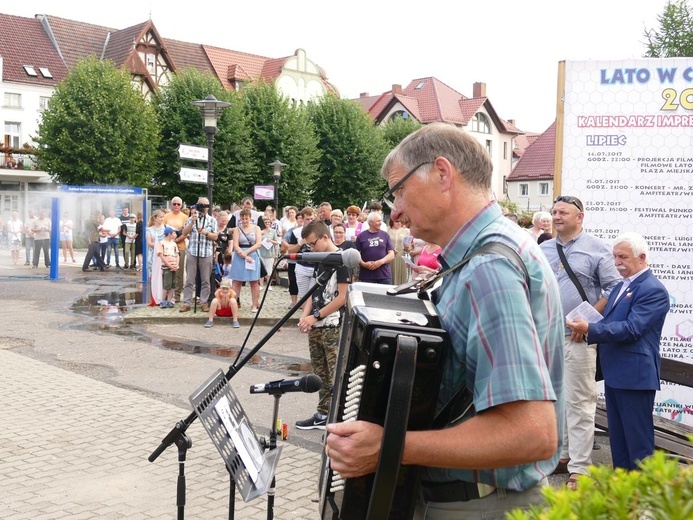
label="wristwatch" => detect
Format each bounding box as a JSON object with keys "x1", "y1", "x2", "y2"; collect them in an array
[{"x1": 313, "y1": 309, "x2": 321, "y2": 320}]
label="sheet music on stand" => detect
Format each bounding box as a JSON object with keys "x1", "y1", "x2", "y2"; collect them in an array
[{"x1": 189, "y1": 369, "x2": 282, "y2": 502}]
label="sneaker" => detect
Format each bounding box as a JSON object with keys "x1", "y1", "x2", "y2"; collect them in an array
[
  {"x1": 167, "y1": 301, "x2": 175, "y2": 308},
  {"x1": 251, "y1": 307, "x2": 259, "y2": 313},
  {"x1": 160, "y1": 301, "x2": 167, "y2": 308},
  {"x1": 295, "y1": 414, "x2": 327, "y2": 430},
  {"x1": 232, "y1": 321, "x2": 240, "y2": 328},
  {"x1": 268, "y1": 286, "x2": 273, "y2": 291},
  {"x1": 204, "y1": 320, "x2": 213, "y2": 328}
]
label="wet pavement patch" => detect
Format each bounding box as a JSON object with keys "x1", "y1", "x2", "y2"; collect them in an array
[{"x1": 67, "y1": 285, "x2": 311, "y2": 376}]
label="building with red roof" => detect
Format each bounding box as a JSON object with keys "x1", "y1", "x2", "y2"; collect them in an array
[
  {"x1": 0, "y1": 11, "x2": 337, "y2": 214},
  {"x1": 358, "y1": 79, "x2": 528, "y2": 202},
  {"x1": 506, "y1": 122, "x2": 556, "y2": 211}
]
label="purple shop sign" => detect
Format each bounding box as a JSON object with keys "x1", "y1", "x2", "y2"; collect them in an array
[{"x1": 254, "y1": 185, "x2": 275, "y2": 200}]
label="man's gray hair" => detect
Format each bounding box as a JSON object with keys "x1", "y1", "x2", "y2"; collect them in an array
[
  {"x1": 381, "y1": 122, "x2": 493, "y2": 191},
  {"x1": 366, "y1": 211, "x2": 382, "y2": 224},
  {"x1": 533, "y1": 211, "x2": 551, "y2": 225},
  {"x1": 613, "y1": 232, "x2": 649, "y2": 262}
]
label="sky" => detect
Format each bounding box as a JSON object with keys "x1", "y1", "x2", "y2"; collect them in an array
[{"x1": 4, "y1": 0, "x2": 671, "y2": 133}]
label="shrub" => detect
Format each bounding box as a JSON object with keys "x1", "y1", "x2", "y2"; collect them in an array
[{"x1": 507, "y1": 448, "x2": 693, "y2": 520}]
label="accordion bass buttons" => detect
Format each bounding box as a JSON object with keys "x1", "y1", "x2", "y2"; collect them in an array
[
  {"x1": 424, "y1": 347, "x2": 438, "y2": 360},
  {"x1": 378, "y1": 343, "x2": 390, "y2": 356}
]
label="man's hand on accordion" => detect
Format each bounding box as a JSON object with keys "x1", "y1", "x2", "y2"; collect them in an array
[{"x1": 325, "y1": 420, "x2": 383, "y2": 478}]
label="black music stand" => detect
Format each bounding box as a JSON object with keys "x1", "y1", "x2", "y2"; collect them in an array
[
  {"x1": 149, "y1": 265, "x2": 338, "y2": 516},
  {"x1": 189, "y1": 369, "x2": 282, "y2": 518}
]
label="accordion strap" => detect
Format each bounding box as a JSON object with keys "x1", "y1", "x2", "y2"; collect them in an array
[{"x1": 366, "y1": 335, "x2": 418, "y2": 520}]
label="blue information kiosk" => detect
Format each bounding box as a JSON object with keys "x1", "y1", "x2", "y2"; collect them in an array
[{"x1": 54, "y1": 185, "x2": 148, "y2": 283}]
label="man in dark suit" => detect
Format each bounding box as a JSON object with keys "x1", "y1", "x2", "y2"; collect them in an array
[{"x1": 567, "y1": 232, "x2": 669, "y2": 470}]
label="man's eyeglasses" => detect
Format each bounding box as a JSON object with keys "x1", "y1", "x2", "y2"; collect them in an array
[
  {"x1": 553, "y1": 196, "x2": 584, "y2": 212},
  {"x1": 381, "y1": 161, "x2": 432, "y2": 210},
  {"x1": 306, "y1": 237, "x2": 321, "y2": 248},
  {"x1": 171, "y1": 202, "x2": 182, "y2": 206}
]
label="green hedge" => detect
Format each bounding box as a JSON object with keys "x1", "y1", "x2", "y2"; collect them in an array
[{"x1": 508, "y1": 447, "x2": 693, "y2": 520}]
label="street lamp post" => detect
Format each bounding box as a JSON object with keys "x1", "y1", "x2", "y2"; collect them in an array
[
  {"x1": 192, "y1": 95, "x2": 230, "y2": 205},
  {"x1": 268, "y1": 160, "x2": 286, "y2": 218}
]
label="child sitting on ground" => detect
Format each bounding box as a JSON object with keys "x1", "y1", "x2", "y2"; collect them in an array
[
  {"x1": 205, "y1": 278, "x2": 240, "y2": 328},
  {"x1": 158, "y1": 226, "x2": 179, "y2": 308}
]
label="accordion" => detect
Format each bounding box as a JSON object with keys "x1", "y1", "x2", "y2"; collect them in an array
[{"x1": 319, "y1": 282, "x2": 450, "y2": 520}]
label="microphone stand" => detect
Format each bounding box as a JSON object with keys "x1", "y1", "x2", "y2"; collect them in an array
[
  {"x1": 148, "y1": 264, "x2": 338, "y2": 516},
  {"x1": 258, "y1": 393, "x2": 283, "y2": 520}
]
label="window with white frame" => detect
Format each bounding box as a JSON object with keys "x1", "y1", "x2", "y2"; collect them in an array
[
  {"x1": 470, "y1": 113, "x2": 491, "y2": 133},
  {"x1": 4, "y1": 122, "x2": 21, "y2": 148},
  {"x1": 503, "y1": 142, "x2": 508, "y2": 160},
  {"x1": 3, "y1": 93, "x2": 22, "y2": 108},
  {"x1": 485, "y1": 139, "x2": 492, "y2": 155},
  {"x1": 39, "y1": 97, "x2": 50, "y2": 111},
  {"x1": 146, "y1": 53, "x2": 156, "y2": 75},
  {"x1": 2, "y1": 194, "x2": 19, "y2": 213},
  {"x1": 520, "y1": 183, "x2": 529, "y2": 196},
  {"x1": 540, "y1": 182, "x2": 549, "y2": 195}
]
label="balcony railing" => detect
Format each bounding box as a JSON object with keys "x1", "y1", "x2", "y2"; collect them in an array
[{"x1": 1, "y1": 151, "x2": 39, "y2": 171}]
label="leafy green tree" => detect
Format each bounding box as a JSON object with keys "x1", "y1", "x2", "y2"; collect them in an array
[
  {"x1": 240, "y1": 83, "x2": 320, "y2": 209},
  {"x1": 379, "y1": 114, "x2": 423, "y2": 151},
  {"x1": 152, "y1": 68, "x2": 253, "y2": 205},
  {"x1": 307, "y1": 94, "x2": 389, "y2": 210},
  {"x1": 36, "y1": 56, "x2": 159, "y2": 187},
  {"x1": 644, "y1": 0, "x2": 693, "y2": 57}
]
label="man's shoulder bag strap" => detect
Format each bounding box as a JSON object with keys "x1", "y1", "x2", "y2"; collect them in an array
[{"x1": 556, "y1": 243, "x2": 588, "y2": 302}]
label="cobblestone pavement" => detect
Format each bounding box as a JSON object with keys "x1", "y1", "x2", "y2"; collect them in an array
[
  {"x1": 0, "y1": 251, "x2": 327, "y2": 519},
  {"x1": 0, "y1": 248, "x2": 610, "y2": 519}
]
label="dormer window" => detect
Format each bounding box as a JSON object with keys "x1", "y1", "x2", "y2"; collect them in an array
[
  {"x1": 23, "y1": 65, "x2": 38, "y2": 77},
  {"x1": 389, "y1": 110, "x2": 410, "y2": 121},
  {"x1": 470, "y1": 113, "x2": 491, "y2": 134}
]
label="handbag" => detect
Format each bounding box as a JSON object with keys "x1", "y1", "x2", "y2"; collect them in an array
[{"x1": 556, "y1": 243, "x2": 603, "y2": 381}]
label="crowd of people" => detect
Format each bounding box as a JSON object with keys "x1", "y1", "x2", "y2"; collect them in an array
[
  {"x1": 1, "y1": 123, "x2": 672, "y2": 518},
  {"x1": 3, "y1": 208, "x2": 87, "y2": 268},
  {"x1": 82, "y1": 207, "x2": 143, "y2": 272}
]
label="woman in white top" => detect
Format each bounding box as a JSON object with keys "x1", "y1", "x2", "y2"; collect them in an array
[
  {"x1": 59, "y1": 211, "x2": 76, "y2": 263},
  {"x1": 344, "y1": 205, "x2": 364, "y2": 242},
  {"x1": 281, "y1": 206, "x2": 298, "y2": 236},
  {"x1": 6, "y1": 211, "x2": 23, "y2": 265}
]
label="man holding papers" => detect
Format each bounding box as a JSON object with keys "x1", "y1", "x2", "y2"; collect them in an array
[
  {"x1": 566, "y1": 233, "x2": 669, "y2": 471},
  {"x1": 540, "y1": 196, "x2": 621, "y2": 489}
]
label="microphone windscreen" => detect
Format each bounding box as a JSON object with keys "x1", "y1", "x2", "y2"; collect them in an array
[
  {"x1": 301, "y1": 373, "x2": 323, "y2": 393},
  {"x1": 342, "y1": 248, "x2": 362, "y2": 269}
]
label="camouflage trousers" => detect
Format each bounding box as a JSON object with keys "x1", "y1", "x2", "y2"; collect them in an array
[{"x1": 308, "y1": 326, "x2": 340, "y2": 415}]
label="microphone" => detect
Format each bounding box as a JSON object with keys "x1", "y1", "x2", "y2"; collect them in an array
[
  {"x1": 283, "y1": 248, "x2": 361, "y2": 269},
  {"x1": 249, "y1": 374, "x2": 322, "y2": 395}
]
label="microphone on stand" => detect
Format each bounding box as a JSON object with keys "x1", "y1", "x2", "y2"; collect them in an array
[
  {"x1": 282, "y1": 248, "x2": 361, "y2": 268},
  {"x1": 249, "y1": 374, "x2": 322, "y2": 395}
]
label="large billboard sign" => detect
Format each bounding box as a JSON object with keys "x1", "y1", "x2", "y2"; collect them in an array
[{"x1": 559, "y1": 58, "x2": 693, "y2": 426}]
